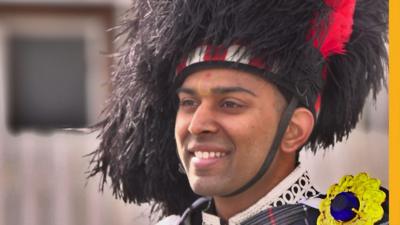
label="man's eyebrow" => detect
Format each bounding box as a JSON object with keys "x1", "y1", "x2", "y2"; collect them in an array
[
  {"x1": 176, "y1": 86, "x2": 257, "y2": 96},
  {"x1": 176, "y1": 87, "x2": 196, "y2": 95},
  {"x1": 212, "y1": 86, "x2": 257, "y2": 96}
]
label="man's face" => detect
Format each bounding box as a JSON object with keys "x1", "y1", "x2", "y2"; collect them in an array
[{"x1": 175, "y1": 68, "x2": 285, "y2": 196}]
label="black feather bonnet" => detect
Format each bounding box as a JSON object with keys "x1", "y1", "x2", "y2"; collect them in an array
[{"x1": 88, "y1": 0, "x2": 388, "y2": 217}]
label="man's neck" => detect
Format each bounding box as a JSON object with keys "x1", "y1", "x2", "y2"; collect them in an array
[{"x1": 212, "y1": 155, "x2": 296, "y2": 221}]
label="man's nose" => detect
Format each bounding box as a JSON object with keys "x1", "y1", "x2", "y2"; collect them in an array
[{"x1": 188, "y1": 103, "x2": 219, "y2": 135}]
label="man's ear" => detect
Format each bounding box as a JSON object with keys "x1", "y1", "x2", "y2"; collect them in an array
[{"x1": 280, "y1": 107, "x2": 314, "y2": 153}]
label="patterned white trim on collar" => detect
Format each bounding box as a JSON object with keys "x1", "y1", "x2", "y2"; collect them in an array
[{"x1": 202, "y1": 166, "x2": 320, "y2": 225}]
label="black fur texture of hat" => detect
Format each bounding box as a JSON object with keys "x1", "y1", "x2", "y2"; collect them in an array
[{"x1": 88, "y1": 0, "x2": 388, "y2": 217}]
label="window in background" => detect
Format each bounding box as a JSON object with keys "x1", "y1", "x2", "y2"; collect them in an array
[{"x1": 8, "y1": 36, "x2": 87, "y2": 131}]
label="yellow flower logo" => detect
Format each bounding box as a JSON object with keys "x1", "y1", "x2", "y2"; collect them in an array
[{"x1": 317, "y1": 173, "x2": 386, "y2": 225}]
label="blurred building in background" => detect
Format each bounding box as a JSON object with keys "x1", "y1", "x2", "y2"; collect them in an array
[
  {"x1": 0, "y1": 1, "x2": 153, "y2": 225},
  {"x1": 0, "y1": 1, "x2": 388, "y2": 225}
]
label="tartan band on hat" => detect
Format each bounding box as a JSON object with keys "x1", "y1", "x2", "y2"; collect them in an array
[
  {"x1": 176, "y1": 44, "x2": 324, "y2": 114},
  {"x1": 176, "y1": 45, "x2": 267, "y2": 75}
]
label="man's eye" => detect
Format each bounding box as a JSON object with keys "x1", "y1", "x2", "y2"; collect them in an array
[
  {"x1": 179, "y1": 99, "x2": 198, "y2": 108},
  {"x1": 220, "y1": 100, "x2": 242, "y2": 108}
]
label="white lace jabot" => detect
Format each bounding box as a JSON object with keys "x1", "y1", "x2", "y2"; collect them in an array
[{"x1": 202, "y1": 166, "x2": 320, "y2": 225}]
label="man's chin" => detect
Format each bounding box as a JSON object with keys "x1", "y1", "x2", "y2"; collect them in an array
[
  {"x1": 189, "y1": 178, "x2": 230, "y2": 196},
  {"x1": 191, "y1": 186, "x2": 221, "y2": 197}
]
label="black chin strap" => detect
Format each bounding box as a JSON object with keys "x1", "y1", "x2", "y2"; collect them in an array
[{"x1": 222, "y1": 97, "x2": 299, "y2": 197}]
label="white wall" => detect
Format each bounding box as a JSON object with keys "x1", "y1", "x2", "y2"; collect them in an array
[{"x1": 0, "y1": 7, "x2": 153, "y2": 225}]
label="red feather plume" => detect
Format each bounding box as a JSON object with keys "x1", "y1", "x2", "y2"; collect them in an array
[{"x1": 313, "y1": 0, "x2": 356, "y2": 58}]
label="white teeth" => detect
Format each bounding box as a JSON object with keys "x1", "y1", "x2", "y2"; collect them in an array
[
  {"x1": 193, "y1": 151, "x2": 227, "y2": 159},
  {"x1": 194, "y1": 151, "x2": 201, "y2": 158}
]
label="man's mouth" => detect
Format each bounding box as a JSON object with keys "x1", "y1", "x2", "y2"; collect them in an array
[
  {"x1": 186, "y1": 144, "x2": 231, "y2": 170},
  {"x1": 193, "y1": 151, "x2": 227, "y2": 159}
]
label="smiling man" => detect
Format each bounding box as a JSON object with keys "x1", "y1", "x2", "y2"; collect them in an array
[
  {"x1": 174, "y1": 68, "x2": 315, "y2": 221},
  {"x1": 89, "y1": 0, "x2": 388, "y2": 224}
]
